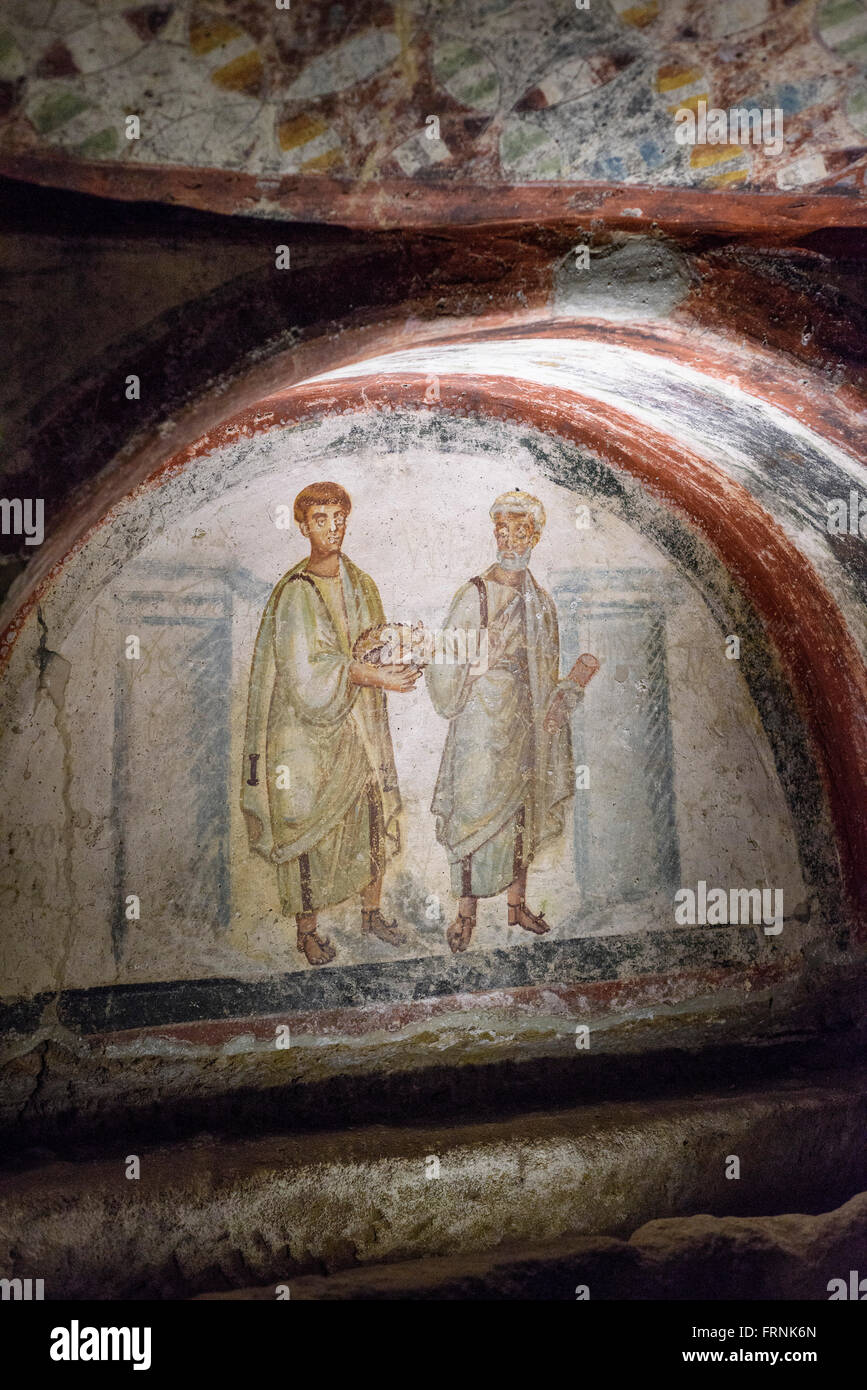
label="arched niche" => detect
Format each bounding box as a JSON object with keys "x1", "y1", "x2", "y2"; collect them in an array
[{"x1": 0, "y1": 351, "x2": 863, "y2": 1050}]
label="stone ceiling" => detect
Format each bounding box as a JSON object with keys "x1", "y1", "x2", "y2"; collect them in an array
[{"x1": 1, "y1": 0, "x2": 866, "y2": 223}]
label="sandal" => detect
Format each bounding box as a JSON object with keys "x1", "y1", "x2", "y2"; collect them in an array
[
  {"x1": 446, "y1": 911, "x2": 475, "y2": 954},
  {"x1": 361, "y1": 908, "x2": 407, "y2": 946},
  {"x1": 296, "y1": 924, "x2": 336, "y2": 966},
  {"x1": 508, "y1": 900, "x2": 551, "y2": 935}
]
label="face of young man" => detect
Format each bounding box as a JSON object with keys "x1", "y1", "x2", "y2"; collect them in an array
[
  {"x1": 300, "y1": 503, "x2": 348, "y2": 557},
  {"x1": 493, "y1": 511, "x2": 538, "y2": 568}
]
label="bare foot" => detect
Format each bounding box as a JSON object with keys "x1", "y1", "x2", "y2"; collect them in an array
[
  {"x1": 508, "y1": 902, "x2": 551, "y2": 935},
  {"x1": 297, "y1": 930, "x2": 337, "y2": 966},
  {"x1": 446, "y1": 912, "x2": 475, "y2": 954},
  {"x1": 361, "y1": 908, "x2": 407, "y2": 946}
]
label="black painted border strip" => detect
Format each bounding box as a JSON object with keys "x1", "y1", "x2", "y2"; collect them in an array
[{"x1": 0, "y1": 925, "x2": 780, "y2": 1037}]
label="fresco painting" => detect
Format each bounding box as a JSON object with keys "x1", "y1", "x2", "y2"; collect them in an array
[
  {"x1": 1, "y1": 0, "x2": 865, "y2": 1319},
  {"x1": 240, "y1": 479, "x2": 604, "y2": 966},
  {"x1": 0, "y1": 415, "x2": 812, "y2": 1015}
]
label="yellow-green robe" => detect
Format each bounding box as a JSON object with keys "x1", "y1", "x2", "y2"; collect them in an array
[
  {"x1": 242, "y1": 554, "x2": 401, "y2": 916},
  {"x1": 426, "y1": 566, "x2": 578, "y2": 899}
]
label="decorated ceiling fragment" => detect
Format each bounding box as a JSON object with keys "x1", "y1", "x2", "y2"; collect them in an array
[{"x1": 0, "y1": 0, "x2": 865, "y2": 205}]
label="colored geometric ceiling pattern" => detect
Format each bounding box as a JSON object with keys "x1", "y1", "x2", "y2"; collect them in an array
[{"x1": 0, "y1": 0, "x2": 865, "y2": 197}]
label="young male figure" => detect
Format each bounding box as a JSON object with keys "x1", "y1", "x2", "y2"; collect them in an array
[
  {"x1": 426, "y1": 490, "x2": 599, "y2": 953},
  {"x1": 242, "y1": 482, "x2": 420, "y2": 966}
]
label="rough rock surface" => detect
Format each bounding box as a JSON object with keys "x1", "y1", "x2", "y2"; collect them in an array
[{"x1": 195, "y1": 1191, "x2": 867, "y2": 1300}]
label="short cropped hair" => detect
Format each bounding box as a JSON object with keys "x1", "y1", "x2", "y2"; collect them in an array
[
  {"x1": 293, "y1": 481, "x2": 352, "y2": 525},
  {"x1": 490, "y1": 490, "x2": 546, "y2": 534}
]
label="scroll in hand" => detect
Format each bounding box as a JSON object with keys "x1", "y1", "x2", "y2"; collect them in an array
[
  {"x1": 567, "y1": 653, "x2": 600, "y2": 688},
  {"x1": 544, "y1": 652, "x2": 600, "y2": 731}
]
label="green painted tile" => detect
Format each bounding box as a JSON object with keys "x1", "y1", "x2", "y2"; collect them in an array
[{"x1": 31, "y1": 89, "x2": 90, "y2": 135}]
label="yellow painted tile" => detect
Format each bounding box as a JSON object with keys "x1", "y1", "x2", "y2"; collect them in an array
[
  {"x1": 190, "y1": 18, "x2": 244, "y2": 56},
  {"x1": 212, "y1": 50, "x2": 263, "y2": 93},
  {"x1": 707, "y1": 168, "x2": 749, "y2": 185},
  {"x1": 656, "y1": 66, "x2": 702, "y2": 92},
  {"x1": 618, "y1": 1, "x2": 660, "y2": 26},
  {"x1": 690, "y1": 143, "x2": 748, "y2": 168},
  {"x1": 301, "y1": 147, "x2": 343, "y2": 173},
  {"x1": 671, "y1": 92, "x2": 709, "y2": 113},
  {"x1": 278, "y1": 113, "x2": 329, "y2": 150}
]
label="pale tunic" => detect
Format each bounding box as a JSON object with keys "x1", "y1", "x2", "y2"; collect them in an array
[
  {"x1": 426, "y1": 565, "x2": 578, "y2": 899},
  {"x1": 241, "y1": 555, "x2": 401, "y2": 917}
]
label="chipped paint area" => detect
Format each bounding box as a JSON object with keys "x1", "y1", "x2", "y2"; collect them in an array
[{"x1": 0, "y1": 0, "x2": 865, "y2": 204}]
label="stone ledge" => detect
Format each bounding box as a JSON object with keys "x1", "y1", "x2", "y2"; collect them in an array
[
  {"x1": 194, "y1": 1191, "x2": 867, "y2": 1300},
  {"x1": 2, "y1": 1068, "x2": 866, "y2": 1299},
  {"x1": 3, "y1": 958, "x2": 866, "y2": 1155}
]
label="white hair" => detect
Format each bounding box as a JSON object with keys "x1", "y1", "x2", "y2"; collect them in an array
[{"x1": 489, "y1": 490, "x2": 546, "y2": 534}]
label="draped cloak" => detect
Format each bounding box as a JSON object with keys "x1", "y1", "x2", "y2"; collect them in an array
[
  {"x1": 426, "y1": 565, "x2": 579, "y2": 898},
  {"x1": 241, "y1": 554, "x2": 401, "y2": 913}
]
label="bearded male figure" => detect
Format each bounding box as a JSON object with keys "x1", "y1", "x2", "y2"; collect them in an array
[
  {"x1": 426, "y1": 490, "x2": 599, "y2": 954},
  {"x1": 242, "y1": 482, "x2": 420, "y2": 966}
]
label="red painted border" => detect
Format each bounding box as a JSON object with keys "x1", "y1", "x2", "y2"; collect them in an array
[
  {"x1": 2, "y1": 155, "x2": 866, "y2": 235},
  {"x1": 90, "y1": 961, "x2": 793, "y2": 1048},
  {"x1": 2, "y1": 312, "x2": 862, "y2": 651},
  {"x1": 447, "y1": 319, "x2": 867, "y2": 457}
]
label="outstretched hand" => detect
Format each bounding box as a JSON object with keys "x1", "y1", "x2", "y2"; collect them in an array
[
  {"x1": 350, "y1": 658, "x2": 423, "y2": 693},
  {"x1": 374, "y1": 662, "x2": 423, "y2": 693}
]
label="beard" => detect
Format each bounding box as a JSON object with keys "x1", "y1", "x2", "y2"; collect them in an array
[{"x1": 496, "y1": 545, "x2": 533, "y2": 571}]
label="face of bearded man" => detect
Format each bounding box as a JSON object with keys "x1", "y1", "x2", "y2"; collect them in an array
[{"x1": 493, "y1": 511, "x2": 538, "y2": 570}]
